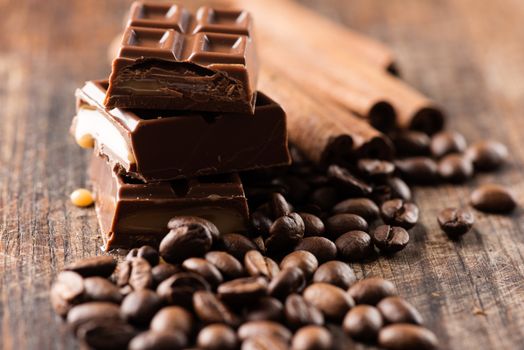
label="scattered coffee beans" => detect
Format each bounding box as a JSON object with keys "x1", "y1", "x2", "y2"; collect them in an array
[
  {"x1": 205, "y1": 251, "x2": 244, "y2": 280},
  {"x1": 150, "y1": 306, "x2": 194, "y2": 336},
  {"x1": 335, "y1": 230, "x2": 374, "y2": 261},
  {"x1": 244, "y1": 250, "x2": 280, "y2": 279},
  {"x1": 470, "y1": 183, "x2": 517, "y2": 213},
  {"x1": 437, "y1": 208, "x2": 474, "y2": 238},
  {"x1": 280, "y1": 250, "x2": 319, "y2": 278},
  {"x1": 128, "y1": 330, "x2": 187, "y2": 350},
  {"x1": 159, "y1": 223, "x2": 213, "y2": 263},
  {"x1": 121, "y1": 290, "x2": 162, "y2": 326}
]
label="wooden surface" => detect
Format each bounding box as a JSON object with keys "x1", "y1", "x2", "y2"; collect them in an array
[{"x1": 1, "y1": 0, "x2": 524, "y2": 349}]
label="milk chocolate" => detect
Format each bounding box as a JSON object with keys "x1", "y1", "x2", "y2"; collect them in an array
[{"x1": 90, "y1": 155, "x2": 249, "y2": 251}]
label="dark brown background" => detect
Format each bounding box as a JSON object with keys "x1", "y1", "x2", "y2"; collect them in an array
[{"x1": 1, "y1": 0, "x2": 524, "y2": 349}]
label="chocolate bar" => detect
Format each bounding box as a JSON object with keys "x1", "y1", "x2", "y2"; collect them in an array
[
  {"x1": 105, "y1": 1, "x2": 258, "y2": 113},
  {"x1": 90, "y1": 155, "x2": 249, "y2": 251},
  {"x1": 73, "y1": 80, "x2": 290, "y2": 182}
]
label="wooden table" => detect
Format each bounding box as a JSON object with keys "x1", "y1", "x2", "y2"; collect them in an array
[{"x1": 1, "y1": 0, "x2": 523, "y2": 349}]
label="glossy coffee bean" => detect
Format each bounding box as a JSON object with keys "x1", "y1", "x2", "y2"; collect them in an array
[
  {"x1": 128, "y1": 330, "x2": 187, "y2": 350},
  {"x1": 205, "y1": 251, "x2": 244, "y2": 280},
  {"x1": 66, "y1": 302, "x2": 121, "y2": 331},
  {"x1": 268, "y1": 267, "x2": 306, "y2": 299},
  {"x1": 438, "y1": 154, "x2": 473, "y2": 183},
  {"x1": 357, "y1": 159, "x2": 395, "y2": 181},
  {"x1": 241, "y1": 335, "x2": 288, "y2": 350},
  {"x1": 182, "y1": 258, "x2": 223, "y2": 286},
  {"x1": 244, "y1": 297, "x2": 284, "y2": 322},
  {"x1": 430, "y1": 131, "x2": 467, "y2": 158},
  {"x1": 378, "y1": 324, "x2": 438, "y2": 350},
  {"x1": 291, "y1": 325, "x2": 332, "y2": 350},
  {"x1": 193, "y1": 291, "x2": 240, "y2": 326},
  {"x1": 280, "y1": 250, "x2": 318, "y2": 278},
  {"x1": 150, "y1": 306, "x2": 194, "y2": 336},
  {"x1": 167, "y1": 216, "x2": 220, "y2": 242},
  {"x1": 244, "y1": 250, "x2": 280, "y2": 279},
  {"x1": 151, "y1": 264, "x2": 181, "y2": 287},
  {"x1": 238, "y1": 320, "x2": 292, "y2": 342},
  {"x1": 250, "y1": 211, "x2": 273, "y2": 237},
  {"x1": 386, "y1": 177, "x2": 412, "y2": 201},
  {"x1": 126, "y1": 245, "x2": 160, "y2": 267},
  {"x1": 284, "y1": 294, "x2": 324, "y2": 329},
  {"x1": 50, "y1": 271, "x2": 84, "y2": 317},
  {"x1": 294, "y1": 237, "x2": 337, "y2": 263},
  {"x1": 83, "y1": 277, "x2": 123, "y2": 304},
  {"x1": 121, "y1": 290, "x2": 162, "y2": 326},
  {"x1": 220, "y1": 233, "x2": 259, "y2": 260},
  {"x1": 348, "y1": 277, "x2": 397, "y2": 305},
  {"x1": 394, "y1": 157, "x2": 438, "y2": 184},
  {"x1": 466, "y1": 140, "x2": 508, "y2": 171},
  {"x1": 343, "y1": 305, "x2": 383, "y2": 342},
  {"x1": 380, "y1": 199, "x2": 419, "y2": 229},
  {"x1": 313, "y1": 261, "x2": 357, "y2": 289},
  {"x1": 470, "y1": 184, "x2": 517, "y2": 213},
  {"x1": 266, "y1": 213, "x2": 305, "y2": 255},
  {"x1": 218, "y1": 277, "x2": 268, "y2": 305},
  {"x1": 392, "y1": 131, "x2": 431, "y2": 156},
  {"x1": 332, "y1": 198, "x2": 380, "y2": 222},
  {"x1": 371, "y1": 225, "x2": 410, "y2": 254},
  {"x1": 117, "y1": 258, "x2": 153, "y2": 291},
  {"x1": 156, "y1": 272, "x2": 210, "y2": 307},
  {"x1": 303, "y1": 283, "x2": 355, "y2": 321},
  {"x1": 64, "y1": 256, "x2": 116, "y2": 278},
  {"x1": 298, "y1": 212, "x2": 325, "y2": 237},
  {"x1": 76, "y1": 320, "x2": 138, "y2": 350},
  {"x1": 325, "y1": 213, "x2": 369, "y2": 238},
  {"x1": 327, "y1": 164, "x2": 373, "y2": 195},
  {"x1": 377, "y1": 296, "x2": 424, "y2": 325},
  {"x1": 159, "y1": 225, "x2": 213, "y2": 263},
  {"x1": 437, "y1": 208, "x2": 475, "y2": 238},
  {"x1": 270, "y1": 192, "x2": 292, "y2": 219},
  {"x1": 197, "y1": 324, "x2": 239, "y2": 350},
  {"x1": 335, "y1": 231, "x2": 374, "y2": 261}
]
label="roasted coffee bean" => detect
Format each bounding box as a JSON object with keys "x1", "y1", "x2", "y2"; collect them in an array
[
  {"x1": 303, "y1": 283, "x2": 355, "y2": 321},
  {"x1": 241, "y1": 335, "x2": 289, "y2": 350},
  {"x1": 156, "y1": 272, "x2": 210, "y2": 307},
  {"x1": 125, "y1": 258, "x2": 153, "y2": 291},
  {"x1": 466, "y1": 140, "x2": 508, "y2": 171},
  {"x1": 50, "y1": 271, "x2": 85, "y2": 317},
  {"x1": 284, "y1": 294, "x2": 324, "y2": 329},
  {"x1": 244, "y1": 250, "x2": 280, "y2": 279},
  {"x1": 268, "y1": 267, "x2": 306, "y2": 299},
  {"x1": 298, "y1": 212, "x2": 325, "y2": 237},
  {"x1": 218, "y1": 276, "x2": 268, "y2": 305},
  {"x1": 327, "y1": 165, "x2": 373, "y2": 196},
  {"x1": 197, "y1": 324, "x2": 239, "y2": 350},
  {"x1": 348, "y1": 277, "x2": 397, "y2": 305},
  {"x1": 270, "y1": 192, "x2": 292, "y2": 219},
  {"x1": 245, "y1": 297, "x2": 284, "y2": 322},
  {"x1": 430, "y1": 131, "x2": 467, "y2": 158},
  {"x1": 193, "y1": 291, "x2": 240, "y2": 326},
  {"x1": 66, "y1": 302, "x2": 121, "y2": 331},
  {"x1": 64, "y1": 256, "x2": 116, "y2": 278},
  {"x1": 220, "y1": 233, "x2": 259, "y2": 260},
  {"x1": 128, "y1": 330, "x2": 187, "y2": 350},
  {"x1": 205, "y1": 251, "x2": 244, "y2": 280},
  {"x1": 266, "y1": 213, "x2": 305, "y2": 255},
  {"x1": 291, "y1": 325, "x2": 332, "y2": 350},
  {"x1": 159, "y1": 224, "x2": 213, "y2": 263},
  {"x1": 357, "y1": 159, "x2": 395, "y2": 181},
  {"x1": 250, "y1": 211, "x2": 273, "y2": 237},
  {"x1": 77, "y1": 320, "x2": 138, "y2": 350},
  {"x1": 121, "y1": 290, "x2": 162, "y2": 326},
  {"x1": 150, "y1": 306, "x2": 194, "y2": 336},
  {"x1": 151, "y1": 264, "x2": 181, "y2": 287},
  {"x1": 332, "y1": 198, "x2": 380, "y2": 222},
  {"x1": 394, "y1": 157, "x2": 438, "y2": 184},
  {"x1": 182, "y1": 258, "x2": 223, "y2": 286},
  {"x1": 343, "y1": 305, "x2": 383, "y2": 342},
  {"x1": 377, "y1": 296, "x2": 423, "y2": 325},
  {"x1": 470, "y1": 184, "x2": 517, "y2": 213},
  {"x1": 392, "y1": 131, "x2": 431, "y2": 156},
  {"x1": 325, "y1": 213, "x2": 369, "y2": 238},
  {"x1": 372, "y1": 225, "x2": 410, "y2": 254},
  {"x1": 386, "y1": 177, "x2": 412, "y2": 201},
  {"x1": 380, "y1": 199, "x2": 419, "y2": 229},
  {"x1": 335, "y1": 231, "x2": 374, "y2": 261},
  {"x1": 280, "y1": 250, "x2": 318, "y2": 278},
  {"x1": 378, "y1": 324, "x2": 438, "y2": 350},
  {"x1": 238, "y1": 320, "x2": 292, "y2": 342},
  {"x1": 83, "y1": 277, "x2": 123, "y2": 303},
  {"x1": 167, "y1": 216, "x2": 220, "y2": 242},
  {"x1": 437, "y1": 208, "x2": 475, "y2": 238},
  {"x1": 313, "y1": 261, "x2": 357, "y2": 289},
  {"x1": 126, "y1": 245, "x2": 160, "y2": 267},
  {"x1": 308, "y1": 186, "x2": 339, "y2": 211},
  {"x1": 294, "y1": 237, "x2": 337, "y2": 263},
  {"x1": 438, "y1": 154, "x2": 473, "y2": 183}
]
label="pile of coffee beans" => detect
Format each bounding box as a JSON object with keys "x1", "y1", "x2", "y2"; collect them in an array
[{"x1": 51, "y1": 218, "x2": 438, "y2": 350}]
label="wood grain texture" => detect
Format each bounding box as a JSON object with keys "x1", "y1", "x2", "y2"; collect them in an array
[{"x1": 1, "y1": 0, "x2": 523, "y2": 349}]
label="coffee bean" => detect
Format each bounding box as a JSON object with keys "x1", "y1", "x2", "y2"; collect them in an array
[
  {"x1": 309, "y1": 186, "x2": 339, "y2": 211},
  {"x1": 128, "y1": 330, "x2": 187, "y2": 350},
  {"x1": 220, "y1": 233, "x2": 259, "y2": 260},
  {"x1": 294, "y1": 237, "x2": 337, "y2": 263},
  {"x1": 313, "y1": 261, "x2": 357, "y2": 289},
  {"x1": 343, "y1": 305, "x2": 383, "y2": 342},
  {"x1": 371, "y1": 225, "x2": 410, "y2": 254},
  {"x1": 438, "y1": 154, "x2": 473, "y2": 183},
  {"x1": 182, "y1": 258, "x2": 223, "y2": 286},
  {"x1": 126, "y1": 246, "x2": 160, "y2": 267},
  {"x1": 380, "y1": 199, "x2": 419, "y2": 229},
  {"x1": 327, "y1": 165, "x2": 373, "y2": 196},
  {"x1": 156, "y1": 272, "x2": 210, "y2": 308},
  {"x1": 218, "y1": 277, "x2": 268, "y2": 305},
  {"x1": 150, "y1": 306, "x2": 194, "y2": 336},
  {"x1": 280, "y1": 250, "x2": 318, "y2": 278},
  {"x1": 332, "y1": 198, "x2": 380, "y2": 222},
  {"x1": 378, "y1": 324, "x2": 438, "y2": 350},
  {"x1": 357, "y1": 159, "x2": 395, "y2": 181},
  {"x1": 159, "y1": 224, "x2": 213, "y2": 263},
  {"x1": 298, "y1": 212, "x2": 325, "y2": 237},
  {"x1": 250, "y1": 211, "x2": 273, "y2": 237},
  {"x1": 392, "y1": 131, "x2": 431, "y2": 156},
  {"x1": 66, "y1": 302, "x2": 121, "y2": 331},
  {"x1": 291, "y1": 325, "x2": 332, "y2": 350},
  {"x1": 197, "y1": 324, "x2": 239, "y2": 350},
  {"x1": 193, "y1": 290, "x2": 240, "y2": 326},
  {"x1": 83, "y1": 277, "x2": 123, "y2": 304},
  {"x1": 205, "y1": 251, "x2": 244, "y2": 280},
  {"x1": 123, "y1": 258, "x2": 153, "y2": 291},
  {"x1": 437, "y1": 208, "x2": 475, "y2": 238},
  {"x1": 303, "y1": 283, "x2": 355, "y2": 321},
  {"x1": 348, "y1": 277, "x2": 397, "y2": 305},
  {"x1": 284, "y1": 294, "x2": 324, "y2": 329},
  {"x1": 268, "y1": 267, "x2": 306, "y2": 299},
  {"x1": 386, "y1": 177, "x2": 412, "y2": 201},
  {"x1": 168, "y1": 216, "x2": 220, "y2": 242},
  {"x1": 64, "y1": 256, "x2": 116, "y2": 278},
  {"x1": 335, "y1": 231, "x2": 374, "y2": 261},
  {"x1": 151, "y1": 264, "x2": 181, "y2": 287},
  {"x1": 466, "y1": 140, "x2": 508, "y2": 171},
  {"x1": 245, "y1": 297, "x2": 284, "y2": 322},
  {"x1": 430, "y1": 131, "x2": 467, "y2": 158},
  {"x1": 377, "y1": 296, "x2": 424, "y2": 325},
  {"x1": 266, "y1": 213, "x2": 305, "y2": 255},
  {"x1": 241, "y1": 335, "x2": 289, "y2": 350},
  {"x1": 238, "y1": 320, "x2": 292, "y2": 342},
  {"x1": 244, "y1": 250, "x2": 280, "y2": 279},
  {"x1": 76, "y1": 320, "x2": 138, "y2": 350},
  {"x1": 394, "y1": 157, "x2": 438, "y2": 184},
  {"x1": 121, "y1": 290, "x2": 162, "y2": 326},
  {"x1": 50, "y1": 271, "x2": 85, "y2": 317},
  {"x1": 270, "y1": 192, "x2": 292, "y2": 219},
  {"x1": 325, "y1": 213, "x2": 369, "y2": 238},
  {"x1": 470, "y1": 184, "x2": 517, "y2": 213}
]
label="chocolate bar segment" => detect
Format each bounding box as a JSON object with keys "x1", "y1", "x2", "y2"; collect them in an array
[
  {"x1": 105, "y1": 2, "x2": 258, "y2": 113},
  {"x1": 90, "y1": 155, "x2": 249, "y2": 251},
  {"x1": 73, "y1": 80, "x2": 290, "y2": 182}
]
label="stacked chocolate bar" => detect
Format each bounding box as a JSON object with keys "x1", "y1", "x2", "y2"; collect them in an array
[{"x1": 71, "y1": 1, "x2": 291, "y2": 250}]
